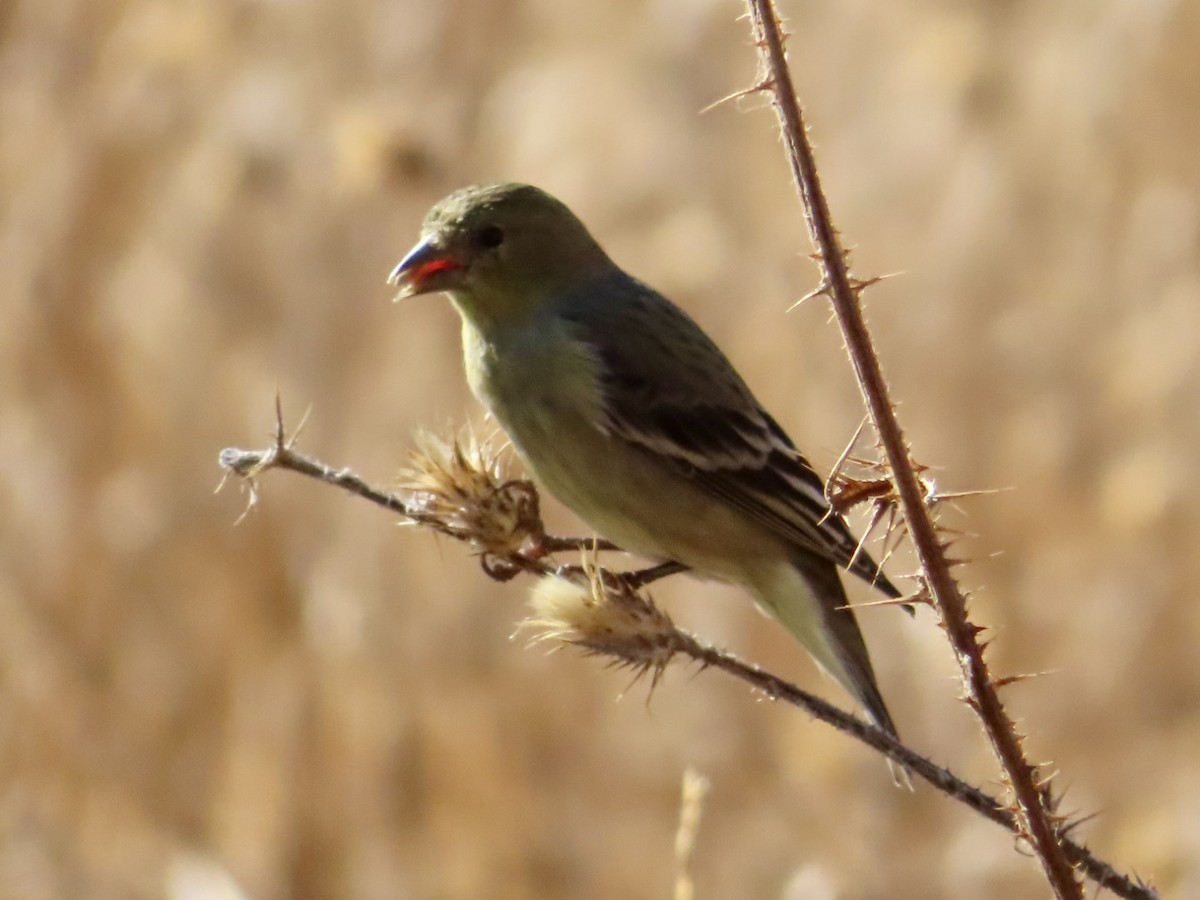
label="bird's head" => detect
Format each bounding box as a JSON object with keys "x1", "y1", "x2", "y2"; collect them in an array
[{"x1": 388, "y1": 183, "x2": 613, "y2": 328}]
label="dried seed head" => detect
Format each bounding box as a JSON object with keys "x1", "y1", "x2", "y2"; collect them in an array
[
  {"x1": 398, "y1": 429, "x2": 542, "y2": 556},
  {"x1": 524, "y1": 560, "x2": 679, "y2": 677}
]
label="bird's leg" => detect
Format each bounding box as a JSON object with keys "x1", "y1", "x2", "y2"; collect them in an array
[{"x1": 620, "y1": 560, "x2": 688, "y2": 590}]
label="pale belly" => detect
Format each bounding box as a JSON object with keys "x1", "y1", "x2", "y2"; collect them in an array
[
  {"x1": 462, "y1": 315, "x2": 781, "y2": 580},
  {"x1": 494, "y1": 384, "x2": 776, "y2": 579}
]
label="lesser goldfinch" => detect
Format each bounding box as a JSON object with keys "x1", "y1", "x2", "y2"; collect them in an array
[{"x1": 389, "y1": 183, "x2": 904, "y2": 735}]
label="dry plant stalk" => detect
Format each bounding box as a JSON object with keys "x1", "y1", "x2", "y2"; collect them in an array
[
  {"x1": 218, "y1": 414, "x2": 1154, "y2": 900},
  {"x1": 740, "y1": 1, "x2": 1088, "y2": 896},
  {"x1": 673, "y1": 767, "x2": 710, "y2": 900}
]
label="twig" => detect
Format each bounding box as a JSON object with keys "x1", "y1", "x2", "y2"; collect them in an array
[
  {"x1": 217, "y1": 430, "x2": 1155, "y2": 900},
  {"x1": 740, "y1": 2, "x2": 1086, "y2": 897},
  {"x1": 673, "y1": 767, "x2": 709, "y2": 900},
  {"x1": 217, "y1": 401, "x2": 664, "y2": 584}
]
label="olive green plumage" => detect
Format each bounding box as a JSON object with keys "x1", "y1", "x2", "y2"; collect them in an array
[{"x1": 390, "y1": 183, "x2": 904, "y2": 736}]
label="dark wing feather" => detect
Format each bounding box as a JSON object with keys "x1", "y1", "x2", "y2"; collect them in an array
[{"x1": 561, "y1": 276, "x2": 900, "y2": 597}]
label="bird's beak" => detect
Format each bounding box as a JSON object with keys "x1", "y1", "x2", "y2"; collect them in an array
[{"x1": 387, "y1": 236, "x2": 464, "y2": 300}]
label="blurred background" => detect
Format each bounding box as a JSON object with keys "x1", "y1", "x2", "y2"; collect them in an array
[{"x1": 2, "y1": 0, "x2": 1199, "y2": 897}]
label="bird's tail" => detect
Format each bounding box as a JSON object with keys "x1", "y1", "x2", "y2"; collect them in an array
[{"x1": 751, "y1": 552, "x2": 899, "y2": 739}]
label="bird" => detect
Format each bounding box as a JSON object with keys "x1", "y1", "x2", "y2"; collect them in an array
[{"x1": 388, "y1": 182, "x2": 906, "y2": 737}]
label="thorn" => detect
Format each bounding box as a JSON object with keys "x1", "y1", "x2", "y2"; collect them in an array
[
  {"x1": 908, "y1": 590, "x2": 935, "y2": 608},
  {"x1": 858, "y1": 271, "x2": 905, "y2": 293},
  {"x1": 825, "y1": 416, "x2": 869, "y2": 505},
  {"x1": 289, "y1": 404, "x2": 313, "y2": 450},
  {"x1": 273, "y1": 390, "x2": 286, "y2": 448},
  {"x1": 874, "y1": 522, "x2": 900, "y2": 571},
  {"x1": 1035, "y1": 768, "x2": 1061, "y2": 790},
  {"x1": 847, "y1": 274, "x2": 880, "y2": 295},
  {"x1": 787, "y1": 277, "x2": 833, "y2": 312},
  {"x1": 699, "y1": 80, "x2": 772, "y2": 114},
  {"x1": 937, "y1": 534, "x2": 962, "y2": 552},
  {"x1": 994, "y1": 670, "x2": 1056, "y2": 689},
  {"x1": 836, "y1": 595, "x2": 921, "y2": 613},
  {"x1": 1059, "y1": 809, "x2": 1102, "y2": 837},
  {"x1": 935, "y1": 525, "x2": 981, "y2": 540},
  {"x1": 879, "y1": 505, "x2": 908, "y2": 562},
  {"x1": 931, "y1": 486, "x2": 1011, "y2": 501}
]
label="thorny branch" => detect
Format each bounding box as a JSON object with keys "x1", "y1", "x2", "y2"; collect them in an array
[
  {"x1": 218, "y1": 409, "x2": 1154, "y2": 900},
  {"x1": 217, "y1": 399, "x2": 617, "y2": 583},
  {"x1": 740, "y1": 1, "x2": 1100, "y2": 897}
]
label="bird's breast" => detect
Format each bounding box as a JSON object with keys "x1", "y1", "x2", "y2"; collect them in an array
[
  {"x1": 457, "y1": 317, "x2": 789, "y2": 578},
  {"x1": 461, "y1": 316, "x2": 605, "y2": 428}
]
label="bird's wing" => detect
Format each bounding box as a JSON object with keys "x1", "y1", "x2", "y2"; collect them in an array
[{"x1": 561, "y1": 278, "x2": 899, "y2": 597}]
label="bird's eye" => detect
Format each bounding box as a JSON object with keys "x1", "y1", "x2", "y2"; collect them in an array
[{"x1": 476, "y1": 225, "x2": 505, "y2": 249}]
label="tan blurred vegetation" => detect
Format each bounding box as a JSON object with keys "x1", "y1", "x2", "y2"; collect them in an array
[{"x1": 3, "y1": 0, "x2": 1199, "y2": 897}]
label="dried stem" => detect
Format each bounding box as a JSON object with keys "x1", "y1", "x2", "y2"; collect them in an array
[
  {"x1": 673, "y1": 768, "x2": 709, "y2": 900},
  {"x1": 741, "y1": 1, "x2": 1084, "y2": 896},
  {"x1": 217, "y1": 418, "x2": 1154, "y2": 900},
  {"x1": 218, "y1": 402, "x2": 644, "y2": 583}
]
